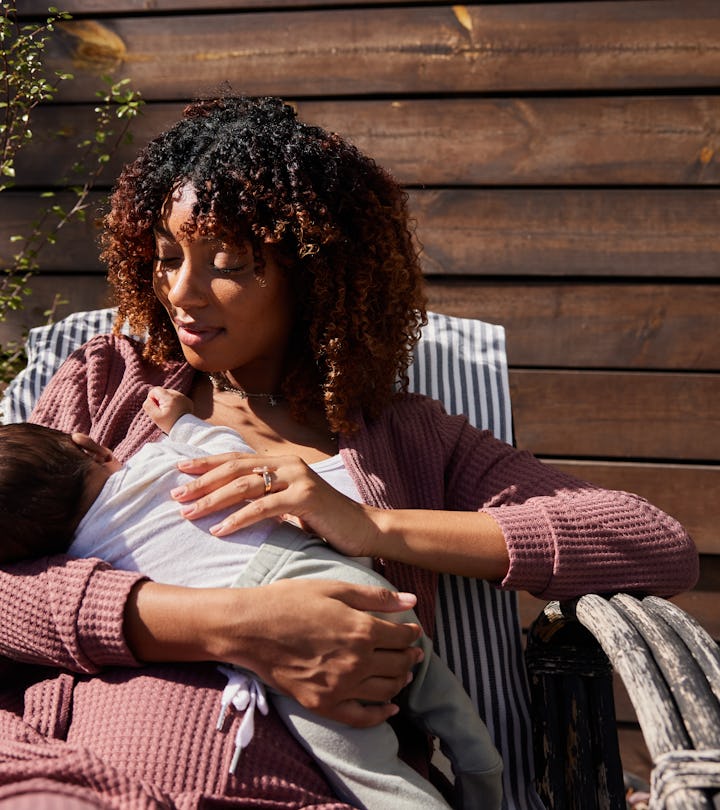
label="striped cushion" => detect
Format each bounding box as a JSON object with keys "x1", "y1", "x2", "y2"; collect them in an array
[
  {"x1": 410, "y1": 313, "x2": 542, "y2": 810},
  {"x1": 1, "y1": 308, "x2": 543, "y2": 809}
]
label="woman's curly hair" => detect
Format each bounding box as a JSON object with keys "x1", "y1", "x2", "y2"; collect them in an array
[{"x1": 102, "y1": 95, "x2": 427, "y2": 434}]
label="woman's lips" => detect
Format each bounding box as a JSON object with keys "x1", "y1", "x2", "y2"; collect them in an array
[{"x1": 174, "y1": 323, "x2": 222, "y2": 347}]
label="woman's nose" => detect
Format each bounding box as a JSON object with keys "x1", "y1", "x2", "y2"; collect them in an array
[{"x1": 164, "y1": 261, "x2": 206, "y2": 309}]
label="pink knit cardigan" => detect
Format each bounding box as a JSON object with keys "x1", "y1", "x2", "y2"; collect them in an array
[{"x1": 0, "y1": 335, "x2": 697, "y2": 808}]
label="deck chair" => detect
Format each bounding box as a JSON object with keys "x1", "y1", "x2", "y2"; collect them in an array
[{"x1": 2, "y1": 309, "x2": 718, "y2": 810}]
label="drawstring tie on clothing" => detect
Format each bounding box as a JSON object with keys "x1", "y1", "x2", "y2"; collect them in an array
[{"x1": 216, "y1": 665, "x2": 269, "y2": 774}]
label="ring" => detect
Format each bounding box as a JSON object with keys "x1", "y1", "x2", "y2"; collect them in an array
[{"x1": 253, "y1": 465, "x2": 273, "y2": 495}]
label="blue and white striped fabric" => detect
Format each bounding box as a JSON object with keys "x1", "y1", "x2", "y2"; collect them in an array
[
  {"x1": 409, "y1": 312, "x2": 543, "y2": 810},
  {"x1": 1, "y1": 308, "x2": 543, "y2": 809},
  {"x1": 1, "y1": 308, "x2": 118, "y2": 424}
]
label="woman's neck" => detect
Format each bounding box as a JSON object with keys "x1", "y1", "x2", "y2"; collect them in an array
[{"x1": 189, "y1": 373, "x2": 338, "y2": 464}]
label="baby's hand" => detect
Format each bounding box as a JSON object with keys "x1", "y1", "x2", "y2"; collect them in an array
[{"x1": 143, "y1": 387, "x2": 194, "y2": 434}]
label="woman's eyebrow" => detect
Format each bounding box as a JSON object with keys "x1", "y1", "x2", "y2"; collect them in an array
[{"x1": 152, "y1": 226, "x2": 224, "y2": 247}]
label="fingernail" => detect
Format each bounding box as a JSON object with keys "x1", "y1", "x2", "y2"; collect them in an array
[
  {"x1": 405, "y1": 672, "x2": 414, "y2": 686},
  {"x1": 209, "y1": 522, "x2": 226, "y2": 536},
  {"x1": 171, "y1": 486, "x2": 186, "y2": 499},
  {"x1": 180, "y1": 504, "x2": 196, "y2": 517}
]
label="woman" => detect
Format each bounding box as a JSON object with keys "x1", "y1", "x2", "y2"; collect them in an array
[{"x1": 0, "y1": 96, "x2": 697, "y2": 809}]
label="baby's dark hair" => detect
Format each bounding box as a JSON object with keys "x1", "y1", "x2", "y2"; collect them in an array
[
  {"x1": 102, "y1": 95, "x2": 427, "y2": 433},
  {"x1": 0, "y1": 423, "x2": 94, "y2": 563}
]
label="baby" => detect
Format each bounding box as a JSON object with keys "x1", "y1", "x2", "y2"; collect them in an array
[{"x1": 0, "y1": 387, "x2": 502, "y2": 810}]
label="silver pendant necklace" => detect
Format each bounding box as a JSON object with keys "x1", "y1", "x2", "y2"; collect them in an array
[{"x1": 209, "y1": 372, "x2": 284, "y2": 407}]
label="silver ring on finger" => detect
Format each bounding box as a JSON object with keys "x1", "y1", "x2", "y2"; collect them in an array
[{"x1": 253, "y1": 465, "x2": 273, "y2": 496}]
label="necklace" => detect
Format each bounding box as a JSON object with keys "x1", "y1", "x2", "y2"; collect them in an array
[{"x1": 209, "y1": 372, "x2": 284, "y2": 407}]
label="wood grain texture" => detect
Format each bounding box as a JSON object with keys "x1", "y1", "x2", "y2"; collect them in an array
[
  {"x1": 14, "y1": 97, "x2": 720, "y2": 187},
  {"x1": 574, "y1": 594, "x2": 720, "y2": 810},
  {"x1": 36, "y1": 2, "x2": 720, "y2": 102},
  {"x1": 0, "y1": 276, "x2": 114, "y2": 344},
  {"x1": 412, "y1": 189, "x2": 720, "y2": 277},
  {"x1": 510, "y1": 369, "x2": 720, "y2": 461},
  {"x1": 6, "y1": 187, "x2": 720, "y2": 280},
  {"x1": 427, "y1": 281, "x2": 720, "y2": 370},
  {"x1": 22, "y1": 0, "x2": 445, "y2": 11},
  {"x1": 519, "y1": 587, "x2": 720, "y2": 644}
]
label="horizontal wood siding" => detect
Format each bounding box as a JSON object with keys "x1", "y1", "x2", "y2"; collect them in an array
[
  {"x1": 7, "y1": 187, "x2": 720, "y2": 283},
  {"x1": 13, "y1": 97, "x2": 720, "y2": 188},
  {"x1": 9, "y1": 0, "x2": 719, "y2": 778},
  {"x1": 32, "y1": 4, "x2": 720, "y2": 100}
]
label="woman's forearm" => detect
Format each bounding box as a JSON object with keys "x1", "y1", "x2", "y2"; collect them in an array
[
  {"x1": 124, "y1": 580, "x2": 230, "y2": 662},
  {"x1": 368, "y1": 507, "x2": 510, "y2": 582},
  {"x1": 362, "y1": 492, "x2": 696, "y2": 600},
  {"x1": 361, "y1": 494, "x2": 697, "y2": 600},
  {"x1": 123, "y1": 577, "x2": 424, "y2": 726}
]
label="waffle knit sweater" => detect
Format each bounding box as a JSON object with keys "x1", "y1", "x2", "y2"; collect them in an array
[{"x1": 0, "y1": 335, "x2": 698, "y2": 809}]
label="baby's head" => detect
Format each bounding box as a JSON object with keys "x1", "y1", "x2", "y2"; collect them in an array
[{"x1": 0, "y1": 423, "x2": 121, "y2": 563}]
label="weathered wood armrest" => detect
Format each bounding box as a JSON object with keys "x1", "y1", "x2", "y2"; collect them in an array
[{"x1": 525, "y1": 594, "x2": 720, "y2": 810}]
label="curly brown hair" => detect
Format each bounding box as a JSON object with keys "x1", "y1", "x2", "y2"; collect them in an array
[{"x1": 102, "y1": 95, "x2": 427, "y2": 434}]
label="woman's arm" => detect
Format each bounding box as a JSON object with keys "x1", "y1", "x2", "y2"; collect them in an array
[
  {"x1": 0, "y1": 552, "x2": 421, "y2": 727},
  {"x1": 172, "y1": 455, "x2": 511, "y2": 579},
  {"x1": 0, "y1": 555, "x2": 145, "y2": 672},
  {"x1": 125, "y1": 577, "x2": 423, "y2": 726},
  {"x1": 168, "y1": 427, "x2": 698, "y2": 600}
]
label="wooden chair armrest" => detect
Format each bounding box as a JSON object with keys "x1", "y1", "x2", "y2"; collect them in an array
[{"x1": 526, "y1": 594, "x2": 720, "y2": 810}]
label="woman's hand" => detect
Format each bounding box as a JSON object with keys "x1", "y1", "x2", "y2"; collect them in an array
[
  {"x1": 170, "y1": 451, "x2": 511, "y2": 580},
  {"x1": 171, "y1": 451, "x2": 382, "y2": 558},
  {"x1": 125, "y1": 577, "x2": 423, "y2": 727}
]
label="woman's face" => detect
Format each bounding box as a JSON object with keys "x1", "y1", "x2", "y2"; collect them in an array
[{"x1": 152, "y1": 183, "x2": 295, "y2": 389}]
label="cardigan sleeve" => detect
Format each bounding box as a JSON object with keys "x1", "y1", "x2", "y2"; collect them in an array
[
  {"x1": 351, "y1": 395, "x2": 699, "y2": 601},
  {"x1": 0, "y1": 337, "x2": 148, "y2": 671},
  {"x1": 28, "y1": 333, "x2": 143, "y2": 438},
  {"x1": 437, "y1": 407, "x2": 699, "y2": 600},
  {"x1": 0, "y1": 556, "x2": 145, "y2": 672}
]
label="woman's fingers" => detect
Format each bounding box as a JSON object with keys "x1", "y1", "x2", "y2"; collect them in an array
[
  {"x1": 224, "y1": 579, "x2": 425, "y2": 726},
  {"x1": 330, "y1": 700, "x2": 402, "y2": 728},
  {"x1": 171, "y1": 454, "x2": 281, "y2": 515},
  {"x1": 336, "y1": 584, "x2": 418, "y2": 615},
  {"x1": 172, "y1": 452, "x2": 367, "y2": 542},
  {"x1": 173, "y1": 453, "x2": 261, "y2": 497}
]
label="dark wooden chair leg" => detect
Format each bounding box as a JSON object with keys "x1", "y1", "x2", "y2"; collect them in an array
[
  {"x1": 526, "y1": 601, "x2": 626, "y2": 810},
  {"x1": 528, "y1": 596, "x2": 720, "y2": 810}
]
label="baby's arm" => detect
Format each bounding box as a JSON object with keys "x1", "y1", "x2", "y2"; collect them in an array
[{"x1": 143, "y1": 386, "x2": 194, "y2": 434}]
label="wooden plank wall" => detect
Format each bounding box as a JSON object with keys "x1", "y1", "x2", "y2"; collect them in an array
[{"x1": 7, "y1": 0, "x2": 720, "y2": 782}]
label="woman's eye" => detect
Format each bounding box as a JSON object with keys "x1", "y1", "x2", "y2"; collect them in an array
[
  {"x1": 212, "y1": 264, "x2": 241, "y2": 275},
  {"x1": 154, "y1": 255, "x2": 182, "y2": 268},
  {"x1": 212, "y1": 252, "x2": 246, "y2": 275}
]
